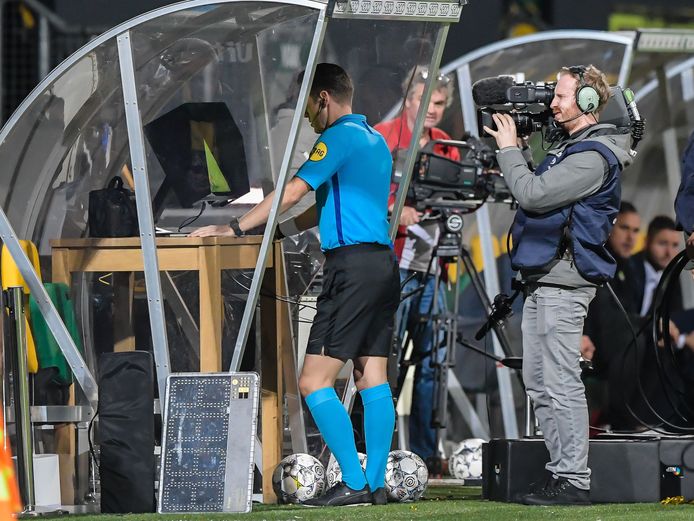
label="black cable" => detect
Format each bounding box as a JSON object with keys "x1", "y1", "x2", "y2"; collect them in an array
[
  {"x1": 649, "y1": 251, "x2": 694, "y2": 418},
  {"x1": 87, "y1": 406, "x2": 100, "y2": 471},
  {"x1": 177, "y1": 202, "x2": 206, "y2": 232},
  {"x1": 605, "y1": 264, "x2": 694, "y2": 433}
]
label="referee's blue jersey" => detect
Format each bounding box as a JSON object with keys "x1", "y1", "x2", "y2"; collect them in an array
[{"x1": 296, "y1": 114, "x2": 393, "y2": 251}]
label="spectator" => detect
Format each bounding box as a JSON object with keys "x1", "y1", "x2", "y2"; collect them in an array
[
  {"x1": 582, "y1": 202, "x2": 642, "y2": 429},
  {"x1": 374, "y1": 66, "x2": 459, "y2": 470}
]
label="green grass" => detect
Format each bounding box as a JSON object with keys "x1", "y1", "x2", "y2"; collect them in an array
[{"x1": 62, "y1": 486, "x2": 694, "y2": 521}]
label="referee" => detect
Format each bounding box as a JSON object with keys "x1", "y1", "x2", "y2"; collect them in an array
[{"x1": 191, "y1": 63, "x2": 399, "y2": 507}]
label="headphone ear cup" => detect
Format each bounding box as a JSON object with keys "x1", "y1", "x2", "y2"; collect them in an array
[{"x1": 576, "y1": 85, "x2": 600, "y2": 113}]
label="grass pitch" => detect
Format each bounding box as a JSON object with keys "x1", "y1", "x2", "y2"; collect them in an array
[{"x1": 66, "y1": 486, "x2": 694, "y2": 521}]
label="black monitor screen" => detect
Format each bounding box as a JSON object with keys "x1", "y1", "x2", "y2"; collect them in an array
[{"x1": 145, "y1": 102, "x2": 250, "y2": 208}]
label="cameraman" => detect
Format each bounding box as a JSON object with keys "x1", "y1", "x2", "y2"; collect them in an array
[
  {"x1": 374, "y1": 66, "x2": 458, "y2": 469},
  {"x1": 484, "y1": 65, "x2": 633, "y2": 505}
]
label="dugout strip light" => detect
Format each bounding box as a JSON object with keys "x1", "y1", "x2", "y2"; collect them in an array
[
  {"x1": 635, "y1": 29, "x2": 694, "y2": 53},
  {"x1": 331, "y1": 0, "x2": 465, "y2": 22}
]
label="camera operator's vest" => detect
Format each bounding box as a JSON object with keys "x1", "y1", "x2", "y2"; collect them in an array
[{"x1": 510, "y1": 140, "x2": 622, "y2": 283}]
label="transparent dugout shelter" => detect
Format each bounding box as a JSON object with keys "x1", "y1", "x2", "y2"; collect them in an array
[{"x1": 0, "y1": 0, "x2": 466, "y2": 506}]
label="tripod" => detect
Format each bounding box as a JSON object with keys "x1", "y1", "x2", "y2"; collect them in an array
[{"x1": 393, "y1": 210, "x2": 521, "y2": 474}]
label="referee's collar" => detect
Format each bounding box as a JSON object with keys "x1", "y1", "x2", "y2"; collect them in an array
[{"x1": 328, "y1": 114, "x2": 366, "y2": 129}]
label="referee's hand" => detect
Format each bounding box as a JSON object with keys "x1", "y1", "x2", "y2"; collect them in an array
[{"x1": 189, "y1": 225, "x2": 234, "y2": 237}]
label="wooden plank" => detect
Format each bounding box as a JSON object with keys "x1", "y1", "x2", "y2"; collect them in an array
[
  {"x1": 65, "y1": 248, "x2": 199, "y2": 272},
  {"x1": 62, "y1": 244, "x2": 272, "y2": 273},
  {"x1": 261, "y1": 390, "x2": 280, "y2": 503},
  {"x1": 260, "y1": 250, "x2": 283, "y2": 503},
  {"x1": 198, "y1": 245, "x2": 222, "y2": 372},
  {"x1": 51, "y1": 249, "x2": 71, "y2": 285},
  {"x1": 51, "y1": 236, "x2": 265, "y2": 249},
  {"x1": 51, "y1": 248, "x2": 76, "y2": 504},
  {"x1": 113, "y1": 272, "x2": 136, "y2": 352}
]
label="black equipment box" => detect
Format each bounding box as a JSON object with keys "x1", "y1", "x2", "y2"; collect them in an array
[
  {"x1": 657, "y1": 437, "x2": 694, "y2": 500},
  {"x1": 482, "y1": 438, "x2": 661, "y2": 503}
]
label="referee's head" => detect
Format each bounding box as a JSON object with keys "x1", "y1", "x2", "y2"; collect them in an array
[
  {"x1": 300, "y1": 63, "x2": 354, "y2": 133},
  {"x1": 298, "y1": 63, "x2": 354, "y2": 106}
]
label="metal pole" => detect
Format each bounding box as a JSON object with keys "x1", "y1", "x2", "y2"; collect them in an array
[
  {"x1": 0, "y1": 0, "x2": 5, "y2": 124},
  {"x1": 389, "y1": 24, "x2": 450, "y2": 240},
  {"x1": 38, "y1": 15, "x2": 50, "y2": 81},
  {"x1": 117, "y1": 31, "x2": 171, "y2": 401},
  {"x1": 7, "y1": 287, "x2": 36, "y2": 513},
  {"x1": 0, "y1": 212, "x2": 98, "y2": 408},
  {"x1": 457, "y1": 63, "x2": 519, "y2": 439},
  {"x1": 230, "y1": 8, "x2": 328, "y2": 372}
]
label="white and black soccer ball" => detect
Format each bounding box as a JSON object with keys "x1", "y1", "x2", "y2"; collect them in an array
[
  {"x1": 326, "y1": 452, "x2": 368, "y2": 487},
  {"x1": 448, "y1": 438, "x2": 484, "y2": 481},
  {"x1": 272, "y1": 453, "x2": 326, "y2": 504},
  {"x1": 384, "y1": 450, "x2": 429, "y2": 502}
]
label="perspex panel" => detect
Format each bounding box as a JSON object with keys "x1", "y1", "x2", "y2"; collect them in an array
[{"x1": 158, "y1": 372, "x2": 259, "y2": 513}]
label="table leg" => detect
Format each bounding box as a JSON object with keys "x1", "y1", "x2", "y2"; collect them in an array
[
  {"x1": 51, "y1": 248, "x2": 76, "y2": 504},
  {"x1": 113, "y1": 273, "x2": 136, "y2": 352},
  {"x1": 198, "y1": 246, "x2": 221, "y2": 372}
]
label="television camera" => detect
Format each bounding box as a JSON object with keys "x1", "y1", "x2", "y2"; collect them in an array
[
  {"x1": 472, "y1": 75, "x2": 645, "y2": 152},
  {"x1": 408, "y1": 136, "x2": 513, "y2": 213}
]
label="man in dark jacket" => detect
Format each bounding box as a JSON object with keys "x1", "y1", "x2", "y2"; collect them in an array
[
  {"x1": 676, "y1": 129, "x2": 694, "y2": 263},
  {"x1": 484, "y1": 65, "x2": 632, "y2": 505},
  {"x1": 581, "y1": 202, "x2": 641, "y2": 429}
]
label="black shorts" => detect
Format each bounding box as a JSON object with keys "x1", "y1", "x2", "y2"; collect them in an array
[{"x1": 306, "y1": 243, "x2": 400, "y2": 362}]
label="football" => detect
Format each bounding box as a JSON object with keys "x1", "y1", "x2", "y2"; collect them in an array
[
  {"x1": 448, "y1": 438, "x2": 484, "y2": 481},
  {"x1": 384, "y1": 450, "x2": 429, "y2": 502},
  {"x1": 326, "y1": 452, "x2": 368, "y2": 487},
  {"x1": 271, "y1": 453, "x2": 326, "y2": 504}
]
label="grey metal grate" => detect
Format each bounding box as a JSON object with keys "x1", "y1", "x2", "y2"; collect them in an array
[{"x1": 158, "y1": 373, "x2": 259, "y2": 513}]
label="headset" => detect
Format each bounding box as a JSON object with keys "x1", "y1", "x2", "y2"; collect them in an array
[
  {"x1": 309, "y1": 96, "x2": 327, "y2": 128},
  {"x1": 568, "y1": 65, "x2": 601, "y2": 114}
]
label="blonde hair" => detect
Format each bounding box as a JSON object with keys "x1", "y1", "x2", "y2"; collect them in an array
[{"x1": 559, "y1": 64, "x2": 611, "y2": 113}]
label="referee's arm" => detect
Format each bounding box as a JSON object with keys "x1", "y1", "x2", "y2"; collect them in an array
[{"x1": 190, "y1": 177, "x2": 310, "y2": 237}]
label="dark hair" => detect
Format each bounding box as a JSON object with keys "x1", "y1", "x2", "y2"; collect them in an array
[
  {"x1": 619, "y1": 201, "x2": 637, "y2": 215},
  {"x1": 298, "y1": 63, "x2": 353, "y2": 105},
  {"x1": 647, "y1": 215, "x2": 677, "y2": 238}
]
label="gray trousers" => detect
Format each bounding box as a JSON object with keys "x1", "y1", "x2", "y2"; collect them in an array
[{"x1": 522, "y1": 285, "x2": 596, "y2": 490}]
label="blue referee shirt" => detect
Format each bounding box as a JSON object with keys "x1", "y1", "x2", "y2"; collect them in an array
[{"x1": 296, "y1": 114, "x2": 393, "y2": 251}]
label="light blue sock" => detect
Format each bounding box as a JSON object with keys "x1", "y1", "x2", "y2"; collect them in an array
[
  {"x1": 305, "y1": 387, "x2": 367, "y2": 490},
  {"x1": 360, "y1": 383, "x2": 395, "y2": 490}
]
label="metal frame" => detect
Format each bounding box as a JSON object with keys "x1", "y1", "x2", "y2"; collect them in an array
[
  {"x1": 230, "y1": 6, "x2": 329, "y2": 371},
  {"x1": 457, "y1": 63, "x2": 518, "y2": 438},
  {"x1": 117, "y1": 31, "x2": 172, "y2": 402},
  {"x1": 0, "y1": 0, "x2": 331, "y2": 409},
  {"x1": 0, "y1": 217, "x2": 98, "y2": 407},
  {"x1": 389, "y1": 24, "x2": 451, "y2": 239}
]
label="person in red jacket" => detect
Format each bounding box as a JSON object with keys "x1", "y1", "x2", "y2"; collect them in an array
[{"x1": 374, "y1": 66, "x2": 459, "y2": 470}]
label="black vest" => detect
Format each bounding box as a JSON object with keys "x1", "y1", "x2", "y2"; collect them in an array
[{"x1": 511, "y1": 140, "x2": 622, "y2": 283}]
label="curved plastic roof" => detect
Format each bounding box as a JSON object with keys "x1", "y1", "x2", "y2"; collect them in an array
[{"x1": 0, "y1": 0, "x2": 324, "y2": 250}]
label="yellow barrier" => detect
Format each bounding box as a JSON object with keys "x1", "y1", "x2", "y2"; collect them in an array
[{"x1": 1, "y1": 242, "x2": 42, "y2": 373}]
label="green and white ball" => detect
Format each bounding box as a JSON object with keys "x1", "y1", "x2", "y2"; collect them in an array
[{"x1": 272, "y1": 453, "x2": 326, "y2": 504}]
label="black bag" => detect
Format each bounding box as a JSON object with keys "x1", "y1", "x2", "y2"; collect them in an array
[
  {"x1": 88, "y1": 176, "x2": 139, "y2": 237},
  {"x1": 99, "y1": 351, "x2": 156, "y2": 513}
]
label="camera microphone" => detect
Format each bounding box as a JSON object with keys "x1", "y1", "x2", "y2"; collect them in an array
[{"x1": 472, "y1": 76, "x2": 515, "y2": 106}]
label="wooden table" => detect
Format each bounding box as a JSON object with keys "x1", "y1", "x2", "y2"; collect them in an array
[{"x1": 50, "y1": 236, "x2": 289, "y2": 502}]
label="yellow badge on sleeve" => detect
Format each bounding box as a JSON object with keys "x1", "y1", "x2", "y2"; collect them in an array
[{"x1": 309, "y1": 142, "x2": 328, "y2": 161}]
